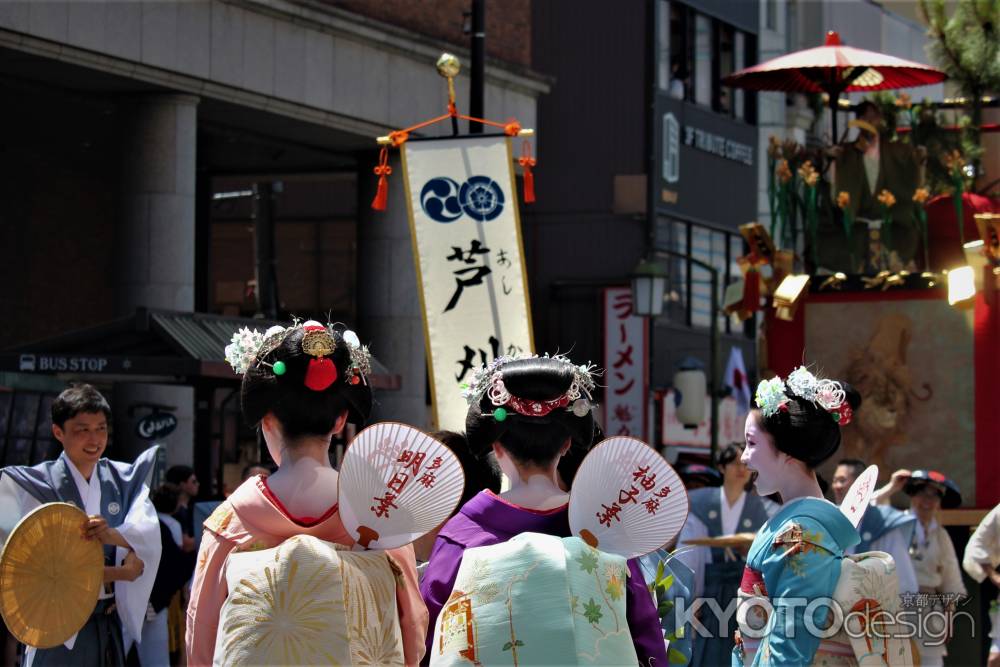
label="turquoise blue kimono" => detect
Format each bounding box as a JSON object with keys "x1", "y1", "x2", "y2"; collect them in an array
[{"x1": 733, "y1": 497, "x2": 860, "y2": 666}]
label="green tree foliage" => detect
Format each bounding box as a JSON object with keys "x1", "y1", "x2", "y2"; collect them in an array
[{"x1": 919, "y1": 0, "x2": 1000, "y2": 176}]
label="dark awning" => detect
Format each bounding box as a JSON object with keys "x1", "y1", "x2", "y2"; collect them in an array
[{"x1": 0, "y1": 309, "x2": 400, "y2": 389}]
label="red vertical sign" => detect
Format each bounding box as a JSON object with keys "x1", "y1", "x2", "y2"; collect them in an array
[{"x1": 602, "y1": 288, "x2": 648, "y2": 440}]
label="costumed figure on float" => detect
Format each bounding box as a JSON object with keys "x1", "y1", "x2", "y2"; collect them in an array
[
  {"x1": 186, "y1": 321, "x2": 459, "y2": 666},
  {"x1": 735, "y1": 366, "x2": 914, "y2": 666},
  {"x1": 420, "y1": 354, "x2": 691, "y2": 666},
  {"x1": 827, "y1": 101, "x2": 927, "y2": 272}
]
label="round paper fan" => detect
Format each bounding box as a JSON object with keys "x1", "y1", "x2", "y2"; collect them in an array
[
  {"x1": 568, "y1": 437, "x2": 688, "y2": 559},
  {"x1": 339, "y1": 422, "x2": 465, "y2": 549},
  {"x1": 840, "y1": 464, "x2": 879, "y2": 529},
  {"x1": 0, "y1": 503, "x2": 104, "y2": 648}
]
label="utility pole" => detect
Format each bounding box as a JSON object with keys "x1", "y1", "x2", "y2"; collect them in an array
[{"x1": 470, "y1": 0, "x2": 485, "y2": 133}]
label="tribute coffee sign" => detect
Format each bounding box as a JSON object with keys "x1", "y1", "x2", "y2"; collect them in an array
[
  {"x1": 655, "y1": 96, "x2": 757, "y2": 225},
  {"x1": 682, "y1": 125, "x2": 753, "y2": 166}
]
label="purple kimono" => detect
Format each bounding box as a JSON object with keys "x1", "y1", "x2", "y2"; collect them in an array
[{"x1": 419, "y1": 490, "x2": 669, "y2": 666}]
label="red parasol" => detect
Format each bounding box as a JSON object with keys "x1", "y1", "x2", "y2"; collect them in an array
[{"x1": 722, "y1": 31, "x2": 946, "y2": 140}]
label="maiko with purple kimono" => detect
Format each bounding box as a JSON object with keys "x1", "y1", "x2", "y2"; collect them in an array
[{"x1": 419, "y1": 355, "x2": 669, "y2": 666}]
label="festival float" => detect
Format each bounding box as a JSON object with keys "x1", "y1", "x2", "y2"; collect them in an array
[{"x1": 723, "y1": 7, "x2": 1000, "y2": 509}]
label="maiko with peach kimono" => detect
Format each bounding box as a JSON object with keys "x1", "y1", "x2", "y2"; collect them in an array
[{"x1": 186, "y1": 321, "x2": 429, "y2": 666}]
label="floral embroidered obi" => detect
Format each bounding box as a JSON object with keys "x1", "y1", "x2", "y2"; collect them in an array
[{"x1": 431, "y1": 533, "x2": 638, "y2": 666}]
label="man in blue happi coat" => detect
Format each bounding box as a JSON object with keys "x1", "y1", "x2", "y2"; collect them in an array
[
  {"x1": 0, "y1": 384, "x2": 161, "y2": 666},
  {"x1": 831, "y1": 458, "x2": 918, "y2": 593}
]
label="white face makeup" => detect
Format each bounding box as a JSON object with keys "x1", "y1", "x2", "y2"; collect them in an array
[{"x1": 742, "y1": 411, "x2": 784, "y2": 496}]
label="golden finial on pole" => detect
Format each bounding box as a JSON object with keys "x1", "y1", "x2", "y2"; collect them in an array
[{"x1": 437, "y1": 53, "x2": 461, "y2": 107}]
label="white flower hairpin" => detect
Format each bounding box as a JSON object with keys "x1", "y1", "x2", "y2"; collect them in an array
[{"x1": 754, "y1": 366, "x2": 853, "y2": 425}]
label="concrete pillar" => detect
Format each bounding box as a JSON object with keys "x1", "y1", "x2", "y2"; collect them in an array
[
  {"x1": 117, "y1": 94, "x2": 199, "y2": 312},
  {"x1": 114, "y1": 94, "x2": 199, "y2": 466},
  {"x1": 357, "y1": 154, "x2": 432, "y2": 428}
]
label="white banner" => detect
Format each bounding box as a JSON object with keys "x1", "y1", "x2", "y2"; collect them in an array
[
  {"x1": 661, "y1": 390, "x2": 745, "y2": 448},
  {"x1": 402, "y1": 136, "x2": 534, "y2": 430},
  {"x1": 602, "y1": 288, "x2": 647, "y2": 439}
]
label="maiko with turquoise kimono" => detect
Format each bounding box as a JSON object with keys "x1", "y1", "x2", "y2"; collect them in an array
[{"x1": 735, "y1": 367, "x2": 913, "y2": 667}]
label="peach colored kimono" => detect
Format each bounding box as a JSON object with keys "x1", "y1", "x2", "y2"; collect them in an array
[{"x1": 185, "y1": 477, "x2": 428, "y2": 666}]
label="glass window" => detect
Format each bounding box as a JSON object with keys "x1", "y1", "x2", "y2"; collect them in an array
[
  {"x1": 730, "y1": 235, "x2": 745, "y2": 282},
  {"x1": 715, "y1": 23, "x2": 735, "y2": 115},
  {"x1": 734, "y1": 31, "x2": 746, "y2": 120},
  {"x1": 694, "y1": 14, "x2": 712, "y2": 107},
  {"x1": 670, "y1": 220, "x2": 688, "y2": 319},
  {"x1": 689, "y1": 226, "x2": 712, "y2": 328},
  {"x1": 712, "y1": 230, "x2": 728, "y2": 331},
  {"x1": 657, "y1": 1, "x2": 672, "y2": 91},
  {"x1": 766, "y1": 0, "x2": 777, "y2": 30},
  {"x1": 743, "y1": 32, "x2": 758, "y2": 125},
  {"x1": 668, "y1": 4, "x2": 691, "y2": 101}
]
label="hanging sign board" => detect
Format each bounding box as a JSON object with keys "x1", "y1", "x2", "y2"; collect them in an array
[
  {"x1": 602, "y1": 288, "x2": 648, "y2": 439},
  {"x1": 401, "y1": 136, "x2": 534, "y2": 430}
]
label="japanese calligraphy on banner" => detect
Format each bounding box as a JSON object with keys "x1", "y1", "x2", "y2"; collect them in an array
[
  {"x1": 602, "y1": 288, "x2": 648, "y2": 439},
  {"x1": 402, "y1": 136, "x2": 534, "y2": 430},
  {"x1": 660, "y1": 390, "x2": 745, "y2": 448}
]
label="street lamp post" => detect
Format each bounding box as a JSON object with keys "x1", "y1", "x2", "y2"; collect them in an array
[{"x1": 631, "y1": 252, "x2": 720, "y2": 462}]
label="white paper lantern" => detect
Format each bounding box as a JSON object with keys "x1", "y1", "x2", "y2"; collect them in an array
[{"x1": 673, "y1": 368, "x2": 706, "y2": 427}]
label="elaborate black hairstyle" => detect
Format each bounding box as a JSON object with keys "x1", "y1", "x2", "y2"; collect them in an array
[
  {"x1": 557, "y1": 420, "x2": 603, "y2": 489},
  {"x1": 238, "y1": 322, "x2": 373, "y2": 439},
  {"x1": 754, "y1": 368, "x2": 862, "y2": 469},
  {"x1": 465, "y1": 356, "x2": 597, "y2": 469}
]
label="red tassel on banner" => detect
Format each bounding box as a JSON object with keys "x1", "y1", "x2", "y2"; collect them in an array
[
  {"x1": 371, "y1": 146, "x2": 392, "y2": 211},
  {"x1": 518, "y1": 140, "x2": 536, "y2": 204},
  {"x1": 742, "y1": 266, "x2": 761, "y2": 311}
]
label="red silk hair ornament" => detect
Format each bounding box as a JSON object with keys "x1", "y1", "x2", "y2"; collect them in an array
[{"x1": 305, "y1": 358, "x2": 338, "y2": 391}]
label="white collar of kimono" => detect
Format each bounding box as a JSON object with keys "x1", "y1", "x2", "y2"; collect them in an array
[{"x1": 63, "y1": 454, "x2": 101, "y2": 516}]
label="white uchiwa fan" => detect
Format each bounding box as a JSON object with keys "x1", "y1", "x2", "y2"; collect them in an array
[
  {"x1": 839, "y1": 464, "x2": 879, "y2": 529},
  {"x1": 338, "y1": 422, "x2": 465, "y2": 550},
  {"x1": 568, "y1": 436, "x2": 688, "y2": 560}
]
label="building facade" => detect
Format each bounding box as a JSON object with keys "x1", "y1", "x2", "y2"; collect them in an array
[
  {"x1": 0, "y1": 0, "x2": 545, "y2": 492},
  {"x1": 528, "y1": 0, "x2": 760, "y2": 453}
]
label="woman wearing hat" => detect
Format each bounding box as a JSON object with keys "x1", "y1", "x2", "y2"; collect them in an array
[
  {"x1": 185, "y1": 322, "x2": 428, "y2": 665},
  {"x1": 418, "y1": 355, "x2": 668, "y2": 666},
  {"x1": 876, "y1": 468, "x2": 965, "y2": 666}
]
